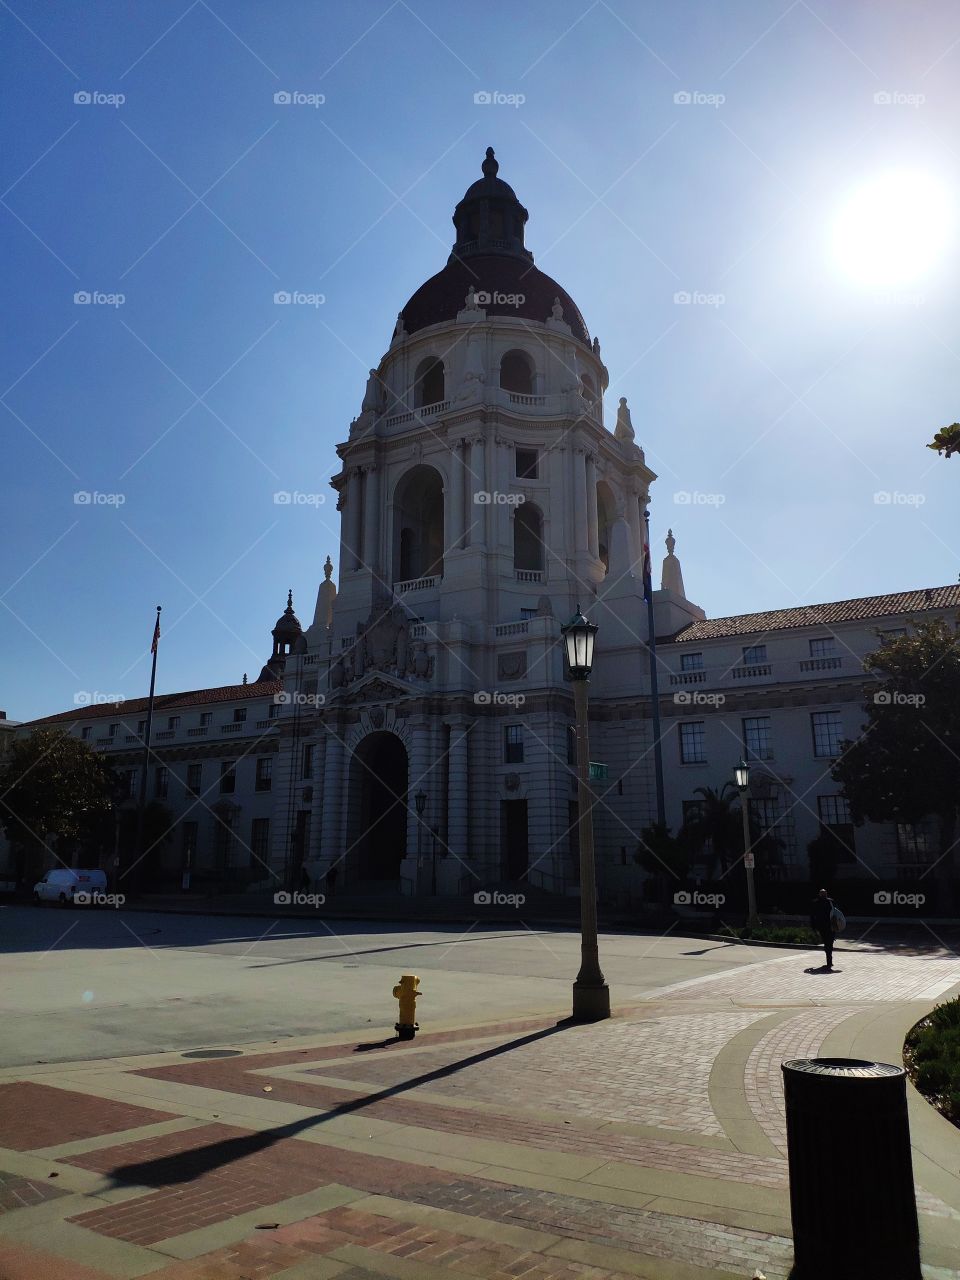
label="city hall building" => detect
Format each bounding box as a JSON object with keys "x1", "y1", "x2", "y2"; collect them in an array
[{"x1": 14, "y1": 151, "x2": 959, "y2": 903}]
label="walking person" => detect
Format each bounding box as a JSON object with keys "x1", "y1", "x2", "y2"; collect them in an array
[{"x1": 810, "y1": 887, "x2": 837, "y2": 970}]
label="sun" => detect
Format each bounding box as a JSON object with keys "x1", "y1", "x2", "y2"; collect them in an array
[{"x1": 831, "y1": 170, "x2": 954, "y2": 287}]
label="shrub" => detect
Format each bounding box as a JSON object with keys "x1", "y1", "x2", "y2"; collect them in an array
[
  {"x1": 719, "y1": 923, "x2": 820, "y2": 945},
  {"x1": 905, "y1": 997, "x2": 960, "y2": 1126}
]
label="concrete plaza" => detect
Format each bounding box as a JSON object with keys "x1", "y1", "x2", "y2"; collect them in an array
[{"x1": 0, "y1": 906, "x2": 958, "y2": 1278}]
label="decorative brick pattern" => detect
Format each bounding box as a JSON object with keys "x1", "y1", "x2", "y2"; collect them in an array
[
  {"x1": 0, "y1": 1081, "x2": 174, "y2": 1152},
  {"x1": 0, "y1": 1170, "x2": 69, "y2": 1214}
]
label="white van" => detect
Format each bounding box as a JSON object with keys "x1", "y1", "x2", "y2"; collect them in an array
[{"x1": 33, "y1": 868, "x2": 108, "y2": 905}]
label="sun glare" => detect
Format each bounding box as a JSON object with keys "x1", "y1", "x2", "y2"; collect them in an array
[{"x1": 831, "y1": 170, "x2": 954, "y2": 287}]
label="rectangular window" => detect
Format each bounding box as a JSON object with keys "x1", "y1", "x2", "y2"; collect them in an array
[
  {"x1": 504, "y1": 724, "x2": 524, "y2": 764},
  {"x1": 187, "y1": 762, "x2": 202, "y2": 794},
  {"x1": 515, "y1": 448, "x2": 538, "y2": 479},
  {"x1": 251, "y1": 817, "x2": 270, "y2": 861},
  {"x1": 214, "y1": 813, "x2": 234, "y2": 868},
  {"x1": 680, "y1": 652, "x2": 704, "y2": 671},
  {"x1": 219, "y1": 761, "x2": 236, "y2": 794},
  {"x1": 108, "y1": 723, "x2": 119, "y2": 737},
  {"x1": 267, "y1": 699, "x2": 280, "y2": 717},
  {"x1": 233, "y1": 707, "x2": 247, "y2": 723},
  {"x1": 181, "y1": 821, "x2": 198, "y2": 863},
  {"x1": 168, "y1": 715, "x2": 180, "y2": 730},
  {"x1": 742, "y1": 644, "x2": 767, "y2": 664},
  {"x1": 137, "y1": 720, "x2": 146, "y2": 735},
  {"x1": 256, "y1": 757, "x2": 273, "y2": 791},
  {"x1": 123, "y1": 769, "x2": 137, "y2": 798},
  {"x1": 811, "y1": 711, "x2": 843, "y2": 758},
  {"x1": 81, "y1": 726, "x2": 91, "y2": 740},
  {"x1": 679, "y1": 721, "x2": 706, "y2": 764},
  {"x1": 199, "y1": 712, "x2": 213, "y2": 727},
  {"x1": 520, "y1": 607, "x2": 538, "y2": 620},
  {"x1": 154, "y1": 766, "x2": 168, "y2": 799},
  {"x1": 817, "y1": 795, "x2": 851, "y2": 826},
  {"x1": 742, "y1": 715, "x2": 773, "y2": 760},
  {"x1": 896, "y1": 822, "x2": 933, "y2": 861},
  {"x1": 301, "y1": 743, "x2": 314, "y2": 780},
  {"x1": 809, "y1": 637, "x2": 836, "y2": 658},
  {"x1": 880, "y1": 628, "x2": 907, "y2": 644}
]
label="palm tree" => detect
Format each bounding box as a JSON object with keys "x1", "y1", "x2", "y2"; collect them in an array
[{"x1": 681, "y1": 783, "x2": 743, "y2": 875}]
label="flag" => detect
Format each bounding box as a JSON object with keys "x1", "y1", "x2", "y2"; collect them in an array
[
  {"x1": 642, "y1": 541, "x2": 652, "y2": 601},
  {"x1": 150, "y1": 613, "x2": 160, "y2": 654}
]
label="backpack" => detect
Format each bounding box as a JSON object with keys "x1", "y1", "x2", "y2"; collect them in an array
[{"x1": 830, "y1": 905, "x2": 846, "y2": 934}]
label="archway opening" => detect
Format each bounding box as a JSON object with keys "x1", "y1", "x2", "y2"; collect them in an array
[
  {"x1": 513, "y1": 502, "x2": 544, "y2": 572},
  {"x1": 347, "y1": 732, "x2": 408, "y2": 882},
  {"x1": 500, "y1": 350, "x2": 534, "y2": 395},
  {"x1": 394, "y1": 465, "x2": 444, "y2": 582},
  {"x1": 414, "y1": 357, "x2": 445, "y2": 408},
  {"x1": 596, "y1": 482, "x2": 615, "y2": 576}
]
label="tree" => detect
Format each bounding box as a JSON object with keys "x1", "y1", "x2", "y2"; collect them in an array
[
  {"x1": 0, "y1": 729, "x2": 115, "y2": 885},
  {"x1": 681, "y1": 783, "x2": 743, "y2": 874},
  {"x1": 635, "y1": 822, "x2": 691, "y2": 902},
  {"x1": 832, "y1": 619, "x2": 960, "y2": 902},
  {"x1": 927, "y1": 422, "x2": 960, "y2": 459}
]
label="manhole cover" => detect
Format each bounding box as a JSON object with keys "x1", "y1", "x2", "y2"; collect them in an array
[{"x1": 181, "y1": 1049, "x2": 242, "y2": 1059}]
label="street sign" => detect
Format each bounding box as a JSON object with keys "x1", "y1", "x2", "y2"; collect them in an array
[
  {"x1": 743, "y1": 851, "x2": 755, "y2": 869},
  {"x1": 589, "y1": 762, "x2": 608, "y2": 781}
]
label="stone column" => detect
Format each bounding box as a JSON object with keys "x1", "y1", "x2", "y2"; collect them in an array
[
  {"x1": 626, "y1": 483, "x2": 643, "y2": 572},
  {"x1": 585, "y1": 454, "x2": 599, "y2": 560},
  {"x1": 572, "y1": 447, "x2": 588, "y2": 553},
  {"x1": 319, "y1": 723, "x2": 345, "y2": 868},
  {"x1": 347, "y1": 467, "x2": 363, "y2": 570},
  {"x1": 496, "y1": 435, "x2": 512, "y2": 551},
  {"x1": 446, "y1": 720, "x2": 469, "y2": 872},
  {"x1": 362, "y1": 464, "x2": 379, "y2": 572},
  {"x1": 447, "y1": 441, "x2": 464, "y2": 551},
  {"x1": 405, "y1": 720, "x2": 432, "y2": 892}
]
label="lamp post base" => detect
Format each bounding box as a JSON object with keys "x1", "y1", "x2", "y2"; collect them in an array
[{"x1": 572, "y1": 980, "x2": 611, "y2": 1022}]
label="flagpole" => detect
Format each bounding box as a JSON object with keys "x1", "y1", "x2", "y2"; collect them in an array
[
  {"x1": 134, "y1": 606, "x2": 161, "y2": 878},
  {"x1": 643, "y1": 511, "x2": 666, "y2": 826}
]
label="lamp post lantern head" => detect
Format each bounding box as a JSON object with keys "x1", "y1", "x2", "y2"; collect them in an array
[
  {"x1": 415, "y1": 788, "x2": 427, "y2": 816},
  {"x1": 734, "y1": 758, "x2": 750, "y2": 791},
  {"x1": 561, "y1": 604, "x2": 599, "y2": 680}
]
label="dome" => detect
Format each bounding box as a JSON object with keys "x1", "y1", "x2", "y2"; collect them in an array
[
  {"x1": 273, "y1": 589, "x2": 302, "y2": 638},
  {"x1": 399, "y1": 148, "x2": 591, "y2": 345},
  {"x1": 401, "y1": 254, "x2": 590, "y2": 345}
]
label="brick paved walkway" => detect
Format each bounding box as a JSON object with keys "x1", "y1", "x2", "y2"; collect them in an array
[{"x1": 0, "y1": 944, "x2": 957, "y2": 1278}]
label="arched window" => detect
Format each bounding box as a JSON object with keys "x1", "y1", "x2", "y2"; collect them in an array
[
  {"x1": 596, "y1": 483, "x2": 615, "y2": 576},
  {"x1": 500, "y1": 350, "x2": 534, "y2": 395},
  {"x1": 393, "y1": 466, "x2": 445, "y2": 582},
  {"x1": 513, "y1": 503, "x2": 544, "y2": 572},
  {"x1": 581, "y1": 373, "x2": 596, "y2": 404},
  {"x1": 414, "y1": 358, "x2": 445, "y2": 408}
]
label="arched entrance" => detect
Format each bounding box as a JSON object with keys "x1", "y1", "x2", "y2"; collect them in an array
[{"x1": 347, "y1": 732, "x2": 408, "y2": 882}]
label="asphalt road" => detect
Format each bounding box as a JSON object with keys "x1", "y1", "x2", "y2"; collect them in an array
[{"x1": 0, "y1": 904, "x2": 798, "y2": 1068}]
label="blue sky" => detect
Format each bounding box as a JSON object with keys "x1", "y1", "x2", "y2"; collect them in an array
[{"x1": 3, "y1": 0, "x2": 959, "y2": 720}]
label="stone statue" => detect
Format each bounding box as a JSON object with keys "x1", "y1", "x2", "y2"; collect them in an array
[
  {"x1": 361, "y1": 369, "x2": 382, "y2": 413},
  {"x1": 551, "y1": 297, "x2": 564, "y2": 321},
  {"x1": 592, "y1": 336, "x2": 601, "y2": 357},
  {"x1": 615, "y1": 396, "x2": 635, "y2": 443},
  {"x1": 464, "y1": 285, "x2": 479, "y2": 311},
  {"x1": 392, "y1": 312, "x2": 406, "y2": 340}
]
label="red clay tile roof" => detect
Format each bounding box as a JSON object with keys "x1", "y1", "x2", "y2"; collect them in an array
[
  {"x1": 672, "y1": 585, "x2": 960, "y2": 642},
  {"x1": 21, "y1": 680, "x2": 284, "y2": 728}
]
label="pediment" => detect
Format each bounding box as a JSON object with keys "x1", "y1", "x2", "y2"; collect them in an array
[{"x1": 337, "y1": 673, "x2": 414, "y2": 703}]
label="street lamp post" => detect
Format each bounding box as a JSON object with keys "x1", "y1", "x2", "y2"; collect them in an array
[
  {"x1": 734, "y1": 758, "x2": 760, "y2": 927},
  {"x1": 430, "y1": 825, "x2": 439, "y2": 896},
  {"x1": 561, "y1": 605, "x2": 610, "y2": 1023},
  {"x1": 415, "y1": 788, "x2": 427, "y2": 892}
]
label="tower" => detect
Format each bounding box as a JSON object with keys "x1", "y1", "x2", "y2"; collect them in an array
[{"x1": 298, "y1": 149, "x2": 697, "y2": 897}]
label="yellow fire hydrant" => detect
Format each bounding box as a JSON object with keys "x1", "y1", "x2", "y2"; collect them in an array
[{"x1": 393, "y1": 973, "x2": 421, "y2": 1040}]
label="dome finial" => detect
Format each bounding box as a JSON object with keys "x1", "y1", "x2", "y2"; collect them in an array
[
  {"x1": 482, "y1": 146, "x2": 498, "y2": 178},
  {"x1": 286, "y1": 588, "x2": 294, "y2": 612}
]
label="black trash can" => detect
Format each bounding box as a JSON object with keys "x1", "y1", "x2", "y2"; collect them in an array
[{"x1": 782, "y1": 1058, "x2": 920, "y2": 1280}]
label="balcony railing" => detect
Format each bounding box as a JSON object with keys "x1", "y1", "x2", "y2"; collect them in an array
[
  {"x1": 515, "y1": 569, "x2": 543, "y2": 583},
  {"x1": 495, "y1": 620, "x2": 530, "y2": 637},
  {"x1": 188, "y1": 726, "x2": 208, "y2": 737},
  {"x1": 732, "y1": 664, "x2": 773, "y2": 679},
  {"x1": 394, "y1": 575, "x2": 440, "y2": 593},
  {"x1": 670, "y1": 671, "x2": 706, "y2": 685},
  {"x1": 221, "y1": 723, "x2": 243, "y2": 734},
  {"x1": 508, "y1": 392, "x2": 546, "y2": 407},
  {"x1": 799, "y1": 656, "x2": 842, "y2": 672},
  {"x1": 384, "y1": 400, "x2": 450, "y2": 429},
  {"x1": 155, "y1": 730, "x2": 175, "y2": 741}
]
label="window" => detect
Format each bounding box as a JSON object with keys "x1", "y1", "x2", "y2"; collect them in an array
[
  {"x1": 233, "y1": 707, "x2": 247, "y2": 723},
  {"x1": 251, "y1": 817, "x2": 270, "y2": 862},
  {"x1": 137, "y1": 720, "x2": 146, "y2": 735},
  {"x1": 120, "y1": 769, "x2": 137, "y2": 798},
  {"x1": 187, "y1": 763, "x2": 202, "y2": 794},
  {"x1": 301, "y1": 743, "x2": 314, "y2": 780},
  {"x1": 680, "y1": 652, "x2": 704, "y2": 671},
  {"x1": 513, "y1": 503, "x2": 543, "y2": 572},
  {"x1": 749, "y1": 798, "x2": 781, "y2": 848},
  {"x1": 504, "y1": 725, "x2": 524, "y2": 764},
  {"x1": 742, "y1": 644, "x2": 767, "y2": 664},
  {"x1": 515, "y1": 448, "x2": 538, "y2": 479},
  {"x1": 809, "y1": 637, "x2": 836, "y2": 658},
  {"x1": 267, "y1": 699, "x2": 280, "y2": 717},
  {"x1": 168, "y1": 715, "x2": 180, "y2": 730},
  {"x1": 181, "y1": 821, "x2": 198, "y2": 864},
  {"x1": 880, "y1": 628, "x2": 907, "y2": 644},
  {"x1": 81, "y1": 726, "x2": 91, "y2": 740},
  {"x1": 811, "y1": 711, "x2": 843, "y2": 758},
  {"x1": 414, "y1": 357, "x2": 444, "y2": 407},
  {"x1": 220, "y1": 761, "x2": 236, "y2": 794},
  {"x1": 520, "y1": 607, "x2": 538, "y2": 620},
  {"x1": 742, "y1": 716, "x2": 773, "y2": 760},
  {"x1": 154, "y1": 766, "x2": 168, "y2": 799},
  {"x1": 896, "y1": 822, "x2": 933, "y2": 861},
  {"x1": 256, "y1": 757, "x2": 273, "y2": 791},
  {"x1": 214, "y1": 812, "x2": 234, "y2": 868},
  {"x1": 679, "y1": 721, "x2": 706, "y2": 764},
  {"x1": 108, "y1": 723, "x2": 119, "y2": 737},
  {"x1": 566, "y1": 724, "x2": 577, "y2": 766},
  {"x1": 199, "y1": 712, "x2": 213, "y2": 727},
  {"x1": 818, "y1": 795, "x2": 851, "y2": 826}
]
